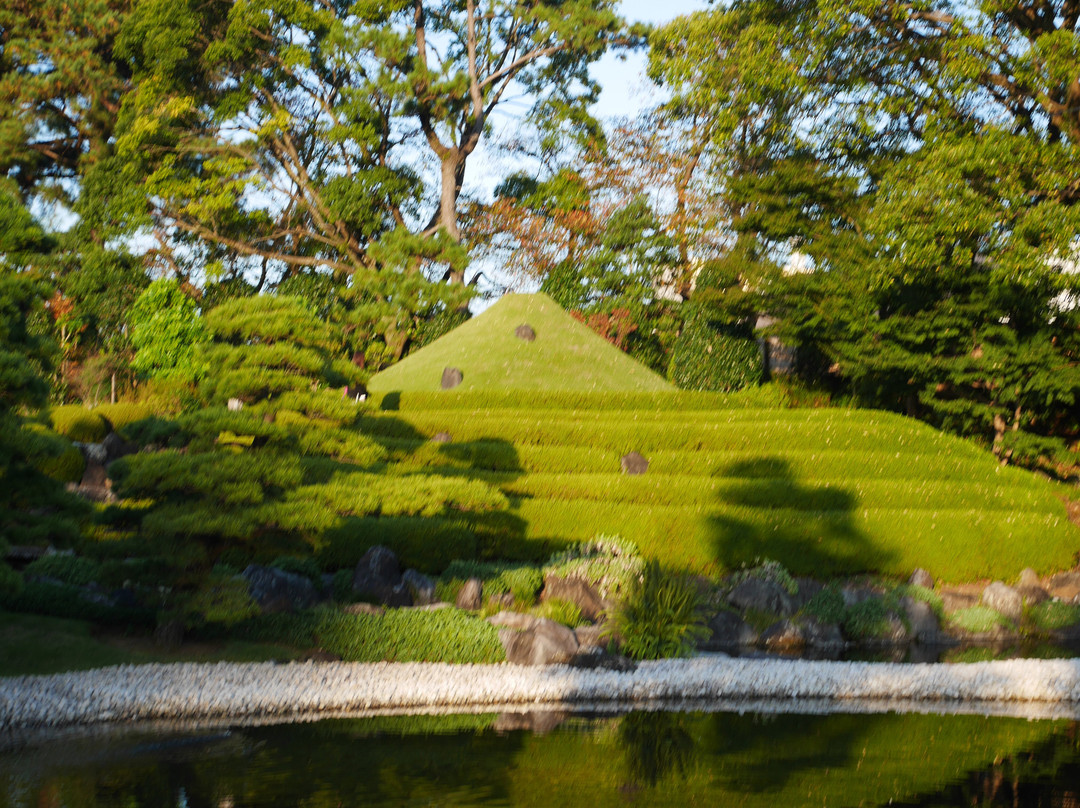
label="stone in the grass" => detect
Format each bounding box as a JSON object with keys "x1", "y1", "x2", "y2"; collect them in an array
[
  {"x1": 982, "y1": 581, "x2": 1023, "y2": 623},
  {"x1": 620, "y1": 451, "x2": 649, "y2": 475},
  {"x1": 441, "y1": 366, "x2": 463, "y2": 389},
  {"x1": 456, "y1": 578, "x2": 483, "y2": 610},
  {"x1": 909, "y1": 568, "x2": 934, "y2": 589},
  {"x1": 515, "y1": 323, "x2": 536, "y2": 342}
]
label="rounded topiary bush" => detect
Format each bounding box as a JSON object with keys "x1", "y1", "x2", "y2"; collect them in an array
[
  {"x1": 667, "y1": 318, "x2": 762, "y2": 392},
  {"x1": 49, "y1": 405, "x2": 108, "y2": 442}
]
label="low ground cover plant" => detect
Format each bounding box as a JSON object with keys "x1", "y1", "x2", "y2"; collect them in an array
[{"x1": 607, "y1": 561, "x2": 708, "y2": 660}]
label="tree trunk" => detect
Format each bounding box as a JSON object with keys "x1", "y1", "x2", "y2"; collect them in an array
[
  {"x1": 439, "y1": 155, "x2": 467, "y2": 284},
  {"x1": 110, "y1": 372, "x2": 116, "y2": 405}
]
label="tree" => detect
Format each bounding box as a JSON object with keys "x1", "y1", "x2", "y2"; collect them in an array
[{"x1": 128, "y1": 278, "x2": 209, "y2": 383}]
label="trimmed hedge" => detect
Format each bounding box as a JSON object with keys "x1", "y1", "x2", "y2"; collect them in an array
[
  {"x1": 25, "y1": 424, "x2": 85, "y2": 483},
  {"x1": 668, "y1": 318, "x2": 763, "y2": 392},
  {"x1": 239, "y1": 606, "x2": 505, "y2": 663},
  {"x1": 49, "y1": 405, "x2": 107, "y2": 442},
  {"x1": 93, "y1": 402, "x2": 157, "y2": 431}
]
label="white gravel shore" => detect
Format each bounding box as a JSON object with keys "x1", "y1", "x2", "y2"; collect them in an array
[{"x1": 5, "y1": 657, "x2": 1080, "y2": 732}]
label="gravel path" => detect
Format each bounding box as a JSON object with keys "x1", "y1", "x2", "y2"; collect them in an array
[{"x1": 5, "y1": 657, "x2": 1080, "y2": 732}]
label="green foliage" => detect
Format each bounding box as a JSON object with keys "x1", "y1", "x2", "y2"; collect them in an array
[
  {"x1": 241, "y1": 606, "x2": 505, "y2": 663},
  {"x1": 948, "y1": 606, "x2": 1014, "y2": 634},
  {"x1": 49, "y1": 405, "x2": 107, "y2": 442},
  {"x1": 25, "y1": 425, "x2": 85, "y2": 482},
  {"x1": 804, "y1": 585, "x2": 846, "y2": 624},
  {"x1": 331, "y1": 569, "x2": 353, "y2": 602},
  {"x1": 841, "y1": 598, "x2": 893, "y2": 641},
  {"x1": 24, "y1": 553, "x2": 101, "y2": 587},
  {"x1": 270, "y1": 555, "x2": 323, "y2": 586},
  {"x1": 1026, "y1": 601, "x2": 1080, "y2": 632},
  {"x1": 129, "y1": 279, "x2": 210, "y2": 382},
  {"x1": 536, "y1": 598, "x2": 587, "y2": 627},
  {"x1": 440, "y1": 560, "x2": 543, "y2": 606},
  {"x1": 0, "y1": 579, "x2": 154, "y2": 627},
  {"x1": 544, "y1": 535, "x2": 643, "y2": 601},
  {"x1": 734, "y1": 559, "x2": 798, "y2": 596},
  {"x1": 668, "y1": 314, "x2": 763, "y2": 392},
  {"x1": 892, "y1": 583, "x2": 945, "y2": 622},
  {"x1": 0, "y1": 563, "x2": 23, "y2": 600},
  {"x1": 93, "y1": 401, "x2": 157, "y2": 431},
  {"x1": 318, "y1": 517, "x2": 479, "y2": 574},
  {"x1": 607, "y1": 560, "x2": 708, "y2": 660},
  {"x1": 186, "y1": 572, "x2": 260, "y2": 627}
]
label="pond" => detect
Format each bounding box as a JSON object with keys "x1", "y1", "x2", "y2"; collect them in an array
[{"x1": 3, "y1": 707, "x2": 1079, "y2": 806}]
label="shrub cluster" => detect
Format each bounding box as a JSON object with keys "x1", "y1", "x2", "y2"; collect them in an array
[
  {"x1": 439, "y1": 560, "x2": 543, "y2": 605},
  {"x1": 606, "y1": 560, "x2": 708, "y2": 660},
  {"x1": 667, "y1": 316, "x2": 763, "y2": 392},
  {"x1": 49, "y1": 405, "x2": 107, "y2": 442}
]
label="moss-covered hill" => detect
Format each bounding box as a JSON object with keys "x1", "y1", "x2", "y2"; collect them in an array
[
  {"x1": 352, "y1": 389, "x2": 1080, "y2": 582},
  {"x1": 367, "y1": 293, "x2": 673, "y2": 393}
]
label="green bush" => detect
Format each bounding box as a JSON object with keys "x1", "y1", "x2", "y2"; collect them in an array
[
  {"x1": 49, "y1": 405, "x2": 107, "y2": 442},
  {"x1": 1026, "y1": 600, "x2": 1080, "y2": 632},
  {"x1": 734, "y1": 559, "x2": 798, "y2": 596},
  {"x1": 544, "y1": 535, "x2": 643, "y2": 601},
  {"x1": 319, "y1": 517, "x2": 478, "y2": 573},
  {"x1": 841, "y1": 598, "x2": 893, "y2": 640},
  {"x1": 240, "y1": 606, "x2": 505, "y2": 663},
  {"x1": 607, "y1": 561, "x2": 708, "y2": 660},
  {"x1": 331, "y1": 569, "x2": 353, "y2": 602},
  {"x1": 667, "y1": 317, "x2": 762, "y2": 392},
  {"x1": 25, "y1": 425, "x2": 85, "y2": 483},
  {"x1": 949, "y1": 605, "x2": 1013, "y2": 634},
  {"x1": 892, "y1": 583, "x2": 945, "y2": 621},
  {"x1": 0, "y1": 579, "x2": 154, "y2": 627},
  {"x1": 93, "y1": 402, "x2": 156, "y2": 431},
  {"x1": 440, "y1": 560, "x2": 543, "y2": 605},
  {"x1": 24, "y1": 553, "x2": 101, "y2": 587},
  {"x1": 0, "y1": 563, "x2": 24, "y2": 600},
  {"x1": 536, "y1": 598, "x2": 587, "y2": 627},
  {"x1": 271, "y1": 555, "x2": 323, "y2": 586},
  {"x1": 804, "y1": 585, "x2": 846, "y2": 624},
  {"x1": 186, "y1": 573, "x2": 260, "y2": 627}
]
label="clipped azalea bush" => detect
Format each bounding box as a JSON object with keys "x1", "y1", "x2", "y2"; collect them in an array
[{"x1": 49, "y1": 405, "x2": 107, "y2": 442}]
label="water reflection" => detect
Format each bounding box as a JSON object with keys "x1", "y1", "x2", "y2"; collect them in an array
[{"x1": 2, "y1": 711, "x2": 1080, "y2": 807}]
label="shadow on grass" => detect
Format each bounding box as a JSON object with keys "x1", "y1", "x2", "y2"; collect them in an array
[{"x1": 708, "y1": 456, "x2": 895, "y2": 578}]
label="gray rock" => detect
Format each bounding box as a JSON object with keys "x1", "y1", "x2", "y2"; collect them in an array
[
  {"x1": 728, "y1": 577, "x2": 796, "y2": 617},
  {"x1": 432, "y1": 431, "x2": 452, "y2": 443},
  {"x1": 514, "y1": 323, "x2": 536, "y2": 342},
  {"x1": 801, "y1": 617, "x2": 845, "y2": 651},
  {"x1": 1046, "y1": 571, "x2": 1080, "y2": 602},
  {"x1": 983, "y1": 581, "x2": 1023, "y2": 623},
  {"x1": 841, "y1": 586, "x2": 880, "y2": 608},
  {"x1": 909, "y1": 568, "x2": 934, "y2": 589},
  {"x1": 1019, "y1": 568, "x2": 1041, "y2": 588},
  {"x1": 402, "y1": 569, "x2": 437, "y2": 606},
  {"x1": 74, "y1": 460, "x2": 115, "y2": 502},
  {"x1": 792, "y1": 577, "x2": 824, "y2": 610},
  {"x1": 760, "y1": 619, "x2": 805, "y2": 651},
  {"x1": 498, "y1": 618, "x2": 579, "y2": 665},
  {"x1": 567, "y1": 646, "x2": 636, "y2": 671},
  {"x1": 76, "y1": 441, "x2": 109, "y2": 466},
  {"x1": 456, "y1": 578, "x2": 482, "y2": 610},
  {"x1": 620, "y1": 451, "x2": 649, "y2": 475},
  {"x1": 902, "y1": 597, "x2": 942, "y2": 644},
  {"x1": 573, "y1": 624, "x2": 605, "y2": 650},
  {"x1": 488, "y1": 610, "x2": 536, "y2": 631},
  {"x1": 343, "y1": 602, "x2": 385, "y2": 616},
  {"x1": 101, "y1": 432, "x2": 134, "y2": 463},
  {"x1": 703, "y1": 610, "x2": 758, "y2": 650},
  {"x1": 352, "y1": 546, "x2": 409, "y2": 606},
  {"x1": 227, "y1": 398, "x2": 243, "y2": 411},
  {"x1": 441, "y1": 366, "x2": 463, "y2": 390},
  {"x1": 541, "y1": 574, "x2": 605, "y2": 621},
  {"x1": 242, "y1": 565, "x2": 319, "y2": 614}
]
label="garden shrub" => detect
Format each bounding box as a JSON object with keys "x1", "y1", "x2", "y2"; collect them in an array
[
  {"x1": 949, "y1": 605, "x2": 1013, "y2": 634},
  {"x1": 607, "y1": 561, "x2": 708, "y2": 660},
  {"x1": 240, "y1": 606, "x2": 505, "y2": 663},
  {"x1": 49, "y1": 405, "x2": 107, "y2": 442},
  {"x1": 667, "y1": 316, "x2": 762, "y2": 392},
  {"x1": 0, "y1": 579, "x2": 154, "y2": 627},
  {"x1": 93, "y1": 402, "x2": 156, "y2": 431},
  {"x1": 536, "y1": 598, "x2": 586, "y2": 627},
  {"x1": 186, "y1": 572, "x2": 260, "y2": 627},
  {"x1": 842, "y1": 598, "x2": 893, "y2": 640},
  {"x1": 1025, "y1": 601, "x2": 1080, "y2": 632},
  {"x1": 319, "y1": 517, "x2": 478, "y2": 573},
  {"x1": 544, "y1": 535, "x2": 642, "y2": 601},
  {"x1": 733, "y1": 558, "x2": 798, "y2": 596},
  {"x1": 440, "y1": 560, "x2": 543, "y2": 605},
  {"x1": 0, "y1": 562, "x2": 23, "y2": 600},
  {"x1": 331, "y1": 569, "x2": 353, "y2": 601},
  {"x1": 24, "y1": 553, "x2": 101, "y2": 587},
  {"x1": 804, "y1": 584, "x2": 846, "y2": 624},
  {"x1": 25, "y1": 424, "x2": 85, "y2": 483},
  {"x1": 892, "y1": 583, "x2": 945, "y2": 621}
]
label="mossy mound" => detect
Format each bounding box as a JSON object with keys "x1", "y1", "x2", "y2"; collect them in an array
[{"x1": 368, "y1": 293, "x2": 673, "y2": 393}]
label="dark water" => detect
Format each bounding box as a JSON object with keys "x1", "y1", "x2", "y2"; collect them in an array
[{"x1": 3, "y1": 709, "x2": 1079, "y2": 807}]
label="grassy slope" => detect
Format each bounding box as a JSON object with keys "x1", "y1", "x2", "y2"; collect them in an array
[
  {"x1": 367, "y1": 293, "x2": 673, "y2": 393},
  {"x1": 351, "y1": 391, "x2": 1079, "y2": 582}
]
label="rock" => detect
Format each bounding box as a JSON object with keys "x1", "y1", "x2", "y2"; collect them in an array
[
  {"x1": 792, "y1": 577, "x2": 824, "y2": 610},
  {"x1": 343, "y1": 602, "x2": 385, "y2": 616},
  {"x1": 1019, "y1": 568, "x2": 1041, "y2": 588},
  {"x1": 514, "y1": 323, "x2": 536, "y2": 342},
  {"x1": 760, "y1": 619, "x2": 805, "y2": 651},
  {"x1": 909, "y1": 568, "x2": 934, "y2": 589},
  {"x1": 488, "y1": 610, "x2": 537, "y2": 631},
  {"x1": 902, "y1": 597, "x2": 942, "y2": 644},
  {"x1": 1046, "y1": 571, "x2": 1080, "y2": 602},
  {"x1": 982, "y1": 581, "x2": 1023, "y2": 623},
  {"x1": 494, "y1": 711, "x2": 567, "y2": 734},
  {"x1": 728, "y1": 577, "x2": 796, "y2": 617},
  {"x1": 242, "y1": 565, "x2": 319, "y2": 614},
  {"x1": 352, "y1": 546, "x2": 410, "y2": 606},
  {"x1": 73, "y1": 460, "x2": 115, "y2": 503},
  {"x1": 227, "y1": 398, "x2": 243, "y2": 411},
  {"x1": 541, "y1": 574, "x2": 605, "y2": 621},
  {"x1": 703, "y1": 611, "x2": 758, "y2": 650},
  {"x1": 402, "y1": 569, "x2": 437, "y2": 606},
  {"x1": 566, "y1": 646, "x2": 636, "y2": 671},
  {"x1": 498, "y1": 617, "x2": 579, "y2": 665},
  {"x1": 76, "y1": 441, "x2": 109, "y2": 466},
  {"x1": 432, "y1": 431, "x2": 452, "y2": 444},
  {"x1": 801, "y1": 617, "x2": 845, "y2": 651},
  {"x1": 101, "y1": 432, "x2": 134, "y2": 463},
  {"x1": 489, "y1": 592, "x2": 515, "y2": 610},
  {"x1": 573, "y1": 624, "x2": 605, "y2": 650},
  {"x1": 620, "y1": 451, "x2": 649, "y2": 475},
  {"x1": 840, "y1": 586, "x2": 879, "y2": 607},
  {"x1": 456, "y1": 578, "x2": 482, "y2": 610},
  {"x1": 441, "y1": 367, "x2": 463, "y2": 390}
]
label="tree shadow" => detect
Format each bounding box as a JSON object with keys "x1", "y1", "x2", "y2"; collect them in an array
[{"x1": 708, "y1": 456, "x2": 895, "y2": 577}]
